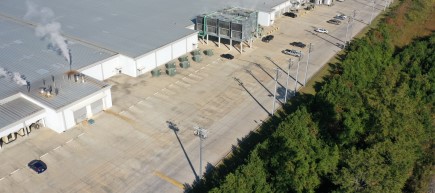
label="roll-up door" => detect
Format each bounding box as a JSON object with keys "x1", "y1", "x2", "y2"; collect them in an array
[
  {"x1": 91, "y1": 99, "x2": 104, "y2": 115},
  {"x1": 73, "y1": 106, "x2": 87, "y2": 123}
]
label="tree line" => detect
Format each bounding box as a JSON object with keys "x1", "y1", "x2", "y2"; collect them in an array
[{"x1": 190, "y1": 0, "x2": 434, "y2": 192}]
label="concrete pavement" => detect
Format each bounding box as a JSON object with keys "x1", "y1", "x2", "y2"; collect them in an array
[{"x1": 0, "y1": 0, "x2": 387, "y2": 192}]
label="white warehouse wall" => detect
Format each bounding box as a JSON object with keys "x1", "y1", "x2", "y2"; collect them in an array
[
  {"x1": 103, "y1": 89, "x2": 112, "y2": 109},
  {"x1": 44, "y1": 110, "x2": 65, "y2": 133},
  {"x1": 118, "y1": 55, "x2": 137, "y2": 77},
  {"x1": 186, "y1": 33, "x2": 198, "y2": 52},
  {"x1": 136, "y1": 33, "x2": 198, "y2": 76},
  {"x1": 82, "y1": 64, "x2": 103, "y2": 81},
  {"x1": 258, "y1": 11, "x2": 271, "y2": 26},
  {"x1": 172, "y1": 38, "x2": 187, "y2": 59},
  {"x1": 62, "y1": 91, "x2": 108, "y2": 130},
  {"x1": 80, "y1": 55, "x2": 121, "y2": 81},
  {"x1": 136, "y1": 52, "x2": 156, "y2": 76},
  {"x1": 155, "y1": 45, "x2": 172, "y2": 67}
]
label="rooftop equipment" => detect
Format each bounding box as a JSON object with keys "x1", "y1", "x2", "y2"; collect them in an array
[{"x1": 197, "y1": 7, "x2": 258, "y2": 53}]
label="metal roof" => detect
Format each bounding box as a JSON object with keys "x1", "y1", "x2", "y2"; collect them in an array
[
  {"x1": 0, "y1": 0, "x2": 286, "y2": 58},
  {"x1": 0, "y1": 17, "x2": 115, "y2": 100},
  {"x1": 21, "y1": 74, "x2": 110, "y2": 110},
  {"x1": 0, "y1": 0, "x2": 287, "y2": 110},
  {"x1": 0, "y1": 97, "x2": 44, "y2": 129}
]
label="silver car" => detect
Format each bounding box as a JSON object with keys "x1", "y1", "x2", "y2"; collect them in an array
[
  {"x1": 315, "y1": 28, "x2": 329, "y2": 33},
  {"x1": 282, "y1": 49, "x2": 303, "y2": 57}
]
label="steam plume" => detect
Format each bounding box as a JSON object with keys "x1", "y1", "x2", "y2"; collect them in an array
[
  {"x1": 0, "y1": 67, "x2": 28, "y2": 86},
  {"x1": 25, "y1": 1, "x2": 71, "y2": 64}
]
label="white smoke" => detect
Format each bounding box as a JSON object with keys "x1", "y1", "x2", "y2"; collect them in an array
[
  {"x1": 24, "y1": 1, "x2": 71, "y2": 64},
  {"x1": 0, "y1": 67, "x2": 27, "y2": 86}
]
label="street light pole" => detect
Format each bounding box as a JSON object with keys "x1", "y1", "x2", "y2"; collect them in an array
[
  {"x1": 370, "y1": 0, "x2": 376, "y2": 24},
  {"x1": 384, "y1": 0, "x2": 388, "y2": 11},
  {"x1": 272, "y1": 68, "x2": 279, "y2": 115},
  {"x1": 194, "y1": 126, "x2": 207, "y2": 179},
  {"x1": 349, "y1": 10, "x2": 356, "y2": 45},
  {"x1": 345, "y1": 17, "x2": 351, "y2": 48},
  {"x1": 293, "y1": 57, "x2": 301, "y2": 96},
  {"x1": 284, "y1": 59, "x2": 293, "y2": 102},
  {"x1": 304, "y1": 43, "x2": 312, "y2": 86}
]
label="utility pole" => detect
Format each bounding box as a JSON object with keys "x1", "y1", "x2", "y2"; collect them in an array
[
  {"x1": 304, "y1": 43, "x2": 312, "y2": 86},
  {"x1": 345, "y1": 16, "x2": 351, "y2": 48},
  {"x1": 293, "y1": 57, "x2": 301, "y2": 96},
  {"x1": 272, "y1": 68, "x2": 279, "y2": 115},
  {"x1": 349, "y1": 10, "x2": 356, "y2": 46},
  {"x1": 284, "y1": 59, "x2": 293, "y2": 102},
  {"x1": 370, "y1": 0, "x2": 376, "y2": 24},
  {"x1": 193, "y1": 126, "x2": 207, "y2": 179},
  {"x1": 384, "y1": 0, "x2": 388, "y2": 11}
]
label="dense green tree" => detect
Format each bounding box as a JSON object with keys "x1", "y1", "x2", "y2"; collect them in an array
[
  {"x1": 262, "y1": 107, "x2": 339, "y2": 193},
  {"x1": 191, "y1": 1, "x2": 434, "y2": 192},
  {"x1": 209, "y1": 151, "x2": 272, "y2": 193}
]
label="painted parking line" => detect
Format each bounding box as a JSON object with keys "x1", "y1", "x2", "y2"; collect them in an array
[
  {"x1": 66, "y1": 139, "x2": 73, "y2": 144},
  {"x1": 77, "y1": 133, "x2": 85, "y2": 137},
  {"x1": 53, "y1": 145, "x2": 62, "y2": 150},
  {"x1": 10, "y1": 169, "x2": 20, "y2": 175},
  {"x1": 153, "y1": 171, "x2": 184, "y2": 190},
  {"x1": 40, "y1": 153, "x2": 48, "y2": 158}
]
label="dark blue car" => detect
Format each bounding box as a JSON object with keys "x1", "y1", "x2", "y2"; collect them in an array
[{"x1": 28, "y1": 160, "x2": 47, "y2": 174}]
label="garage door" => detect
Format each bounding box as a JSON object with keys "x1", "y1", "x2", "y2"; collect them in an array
[
  {"x1": 91, "y1": 99, "x2": 104, "y2": 115},
  {"x1": 73, "y1": 106, "x2": 87, "y2": 123}
]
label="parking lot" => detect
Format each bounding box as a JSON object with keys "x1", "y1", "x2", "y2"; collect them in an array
[{"x1": 0, "y1": 0, "x2": 386, "y2": 192}]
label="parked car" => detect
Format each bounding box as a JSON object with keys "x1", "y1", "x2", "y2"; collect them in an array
[
  {"x1": 28, "y1": 160, "x2": 47, "y2": 174},
  {"x1": 262, "y1": 35, "x2": 274, "y2": 42},
  {"x1": 290, "y1": 41, "x2": 306, "y2": 48},
  {"x1": 327, "y1": 19, "x2": 341, "y2": 25},
  {"x1": 221, "y1": 54, "x2": 234, "y2": 60},
  {"x1": 282, "y1": 49, "x2": 303, "y2": 57},
  {"x1": 334, "y1": 14, "x2": 347, "y2": 20},
  {"x1": 284, "y1": 12, "x2": 297, "y2": 18},
  {"x1": 314, "y1": 28, "x2": 329, "y2": 33}
]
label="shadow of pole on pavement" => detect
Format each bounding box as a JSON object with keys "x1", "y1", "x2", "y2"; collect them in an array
[{"x1": 166, "y1": 121, "x2": 199, "y2": 181}]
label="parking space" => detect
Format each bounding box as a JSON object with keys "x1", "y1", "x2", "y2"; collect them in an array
[{"x1": 0, "y1": 0, "x2": 386, "y2": 192}]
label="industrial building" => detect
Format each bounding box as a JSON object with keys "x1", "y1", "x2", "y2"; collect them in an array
[{"x1": 0, "y1": 0, "x2": 297, "y2": 149}]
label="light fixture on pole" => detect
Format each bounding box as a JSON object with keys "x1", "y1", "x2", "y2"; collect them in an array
[{"x1": 193, "y1": 126, "x2": 207, "y2": 179}]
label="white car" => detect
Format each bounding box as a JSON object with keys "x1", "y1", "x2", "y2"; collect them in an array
[
  {"x1": 315, "y1": 28, "x2": 329, "y2": 33},
  {"x1": 282, "y1": 49, "x2": 303, "y2": 57},
  {"x1": 335, "y1": 14, "x2": 347, "y2": 20}
]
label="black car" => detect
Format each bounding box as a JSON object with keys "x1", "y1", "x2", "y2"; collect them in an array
[
  {"x1": 262, "y1": 35, "x2": 274, "y2": 43},
  {"x1": 290, "y1": 42, "x2": 306, "y2": 48},
  {"x1": 284, "y1": 12, "x2": 297, "y2": 18},
  {"x1": 28, "y1": 160, "x2": 47, "y2": 174},
  {"x1": 221, "y1": 54, "x2": 234, "y2": 60},
  {"x1": 327, "y1": 19, "x2": 341, "y2": 25}
]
